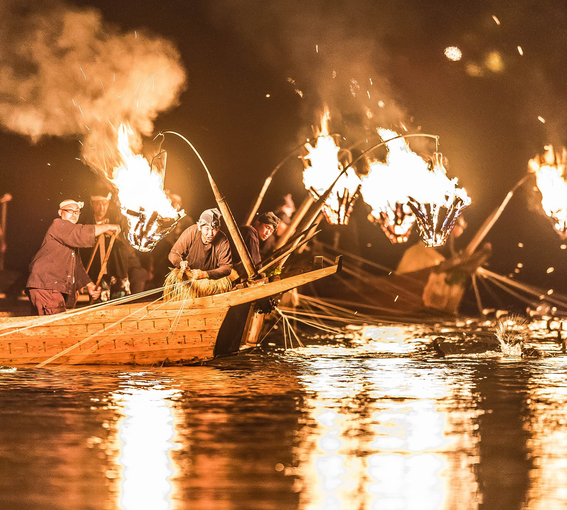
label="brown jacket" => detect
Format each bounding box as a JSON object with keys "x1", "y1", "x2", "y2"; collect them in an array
[
  {"x1": 27, "y1": 218, "x2": 96, "y2": 295},
  {"x1": 168, "y1": 224, "x2": 232, "y2": 279}
]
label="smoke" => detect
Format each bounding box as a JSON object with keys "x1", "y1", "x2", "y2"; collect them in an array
[
  {"x1": 206, "y1": 0, "x2": 408, "y2": 141},
  {"x1": 0, "y1": 0, "x2": 187, "y2": 177}
]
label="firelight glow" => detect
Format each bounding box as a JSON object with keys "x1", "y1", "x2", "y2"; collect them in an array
[
  {"x1": 528, "y1": 145, "x2": 567, "y2": 239},
  {"x1": 360, "y1": 128, "x2": 469, "y2": 246},
  {"x1": 112, "y1": 124, "x2": 184, "y2": 251}
]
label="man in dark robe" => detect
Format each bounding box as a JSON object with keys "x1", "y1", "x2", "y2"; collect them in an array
[
  {"x1": 168, "y1": 208, "x2": 232, "y2": 280},
  {"x1": 234, "y1": 212, "x2": 279, "y2": 278},
  {"x1": 26, "y1": 199, "x2": 121, "y2": 315},
  {"x1": 83, "y1": 190, "x2": 131, "y2": 300}
]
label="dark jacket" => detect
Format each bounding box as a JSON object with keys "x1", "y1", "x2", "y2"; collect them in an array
[
  {"x1": 27, "y1": 218, "x2": 96, "y2": 295},
  {"x1": 168, "y1": 224, "x2": 232, "y2": 279}
]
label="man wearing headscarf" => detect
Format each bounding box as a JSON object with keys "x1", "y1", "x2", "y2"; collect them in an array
[
  {"x1": 26, "y1": 199, "x2": 121, "y2": 315},
  {"x1": 232, "y1": 211, "x2": 279, "y2": 280},
  {"x1": 83, "y1": 188, "x2": 131, "y2": 300},
  {"x1": 239, "y1": 212, "x2": 280, "y2": 266},
  {"x1": 168, "y1": 208, "x2": 232, "y2": 280}
]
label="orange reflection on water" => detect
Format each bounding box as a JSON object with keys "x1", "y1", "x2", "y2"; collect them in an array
[
  {"x1": 526, "y1": 367, "x2": 567, "y2": 508},
  {"x1": 293, "y1": 355, "x2": 481, "y2": 509},
  {"x1": 108, "y1": 379, "x2": 182, "y2": 510}
]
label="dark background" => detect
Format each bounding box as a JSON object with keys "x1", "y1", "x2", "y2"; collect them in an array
[{"x1": 1, "y1": 0, "x2": 566, "y2": 306}]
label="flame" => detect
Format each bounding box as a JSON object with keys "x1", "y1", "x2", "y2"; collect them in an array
[
  {"x1": 528, "y1": 145, "x2": 567, "y2": 239},
  {"x1": 111, "y1": 124, "x2": 184, "y2": 251},
  {"x1": 361, "y1": 129, "x2": 470, "y2": 246},
  {"x1": 302, "y1": 109, "x2": 361, "y2": 225}
]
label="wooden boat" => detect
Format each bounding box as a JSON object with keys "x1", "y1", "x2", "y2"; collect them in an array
[{"x1": 0, "y1": 257, "x2": 341, "y2": 367}]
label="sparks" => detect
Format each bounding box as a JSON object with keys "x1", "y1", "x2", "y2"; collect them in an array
[
  {"x1": 517, "y1": 46, "x2": 524, "y2": 56},
  {"x1": 538, "y1": 116, "x2": 546, "y2": 124},
  {"x1": 492, "y1": 15, "x2": 501, "y2": 25}
]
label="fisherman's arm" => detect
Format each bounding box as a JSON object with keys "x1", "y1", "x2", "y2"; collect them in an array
[
  {"x1": 94, "y1": 223, "x2": 121, "y2": 237},
  {"x1": 168, "y1": 227, "x2": 191, "y2": 268}
]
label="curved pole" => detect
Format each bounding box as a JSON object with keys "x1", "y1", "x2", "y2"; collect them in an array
[
  {"x1": 342, "y1": 133, "x2": 440, "y2": 174},
  {"x1": 158, "y1": 130, "x2": 257, "y2": 279}
]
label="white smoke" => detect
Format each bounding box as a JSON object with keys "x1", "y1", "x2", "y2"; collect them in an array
[{"x1": 0, "y1": 0, "x2": 187, "y2": 177}]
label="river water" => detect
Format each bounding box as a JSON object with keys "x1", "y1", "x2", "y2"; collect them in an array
[{"x1": 1, "y1": 320, "x2": 567, "y2": 510}]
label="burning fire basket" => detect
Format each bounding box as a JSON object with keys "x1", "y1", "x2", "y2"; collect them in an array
[
  {"x1": 308, "y1": 184, "x2": 361, "y2": 226},
  {"x1": 122, "y1": 207, "x2": 185, "y2": 252},
  {"x1": 407, "y1": 195, "x2": 469, "y2": 247},
  {"x1": 406, "y1": 152, "x2": 470, "y2": 247},
  {"x1": 369, "y1": 202, "x2": 416, "y2": 243},
  {"x1": 528, "y1": 145, "x2": 567, "y2": 239}
]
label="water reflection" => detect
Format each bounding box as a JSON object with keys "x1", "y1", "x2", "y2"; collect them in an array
[
  {"x1": 290, "y1": 346, "x2": 482, "y2": 509},
  {"x1": 108, "y1": 375, "x2": 182, "y2": 510},
  {"x1": 526, "y1": 363, "x2": 567, "y2": 509}
]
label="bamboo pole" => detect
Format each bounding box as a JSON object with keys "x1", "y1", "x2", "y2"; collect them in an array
[
  {"x1": 244, "y1": 141, "x2": 313, "y2": 226},
  {"x1": 0, "y1": 194, "x2": 11, "y2": 271},
  {"x1": 274, "y1": 195, "x2": 314, "y2": 250}
]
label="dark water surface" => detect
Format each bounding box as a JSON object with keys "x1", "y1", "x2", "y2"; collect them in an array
[{"x1": 2, "y1": 323, "x2": 567, "y2": 510}]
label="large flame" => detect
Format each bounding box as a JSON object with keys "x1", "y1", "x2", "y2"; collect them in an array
[
  {"x1": 361, "y1": 129, "x2": 470, "y2": 246},
  {"x1": 112, "y1": 124, "x2": 184, "y2": 252},
  {"x1": 302, "y1": 110, "x2": 361, "y2": 225},
  {"x1": 528, "y1": 145, "x2": 567, "y2": 239}
]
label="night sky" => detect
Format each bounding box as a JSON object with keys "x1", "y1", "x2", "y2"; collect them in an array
[{"x1": 1, "y1": 0, "x2": 567, "y2": 306}]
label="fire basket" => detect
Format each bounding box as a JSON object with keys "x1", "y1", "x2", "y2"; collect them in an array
[
  {"x1": 369, "y1": 202, "x2": 416, "y2": 243},
  {"x1": 528, "y1": 145, "x2": 567, "y2": 239},
  {"x1": 407, "y1": 195, "x2": 469, "y2": 247},
  {"x1": 122, "y1": 207, "x2": 185, "y2": 252}
]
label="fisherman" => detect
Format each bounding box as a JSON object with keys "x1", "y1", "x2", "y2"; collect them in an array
[
  {"x1": 261, "y1": 193, "x2": 295, "y2": 257},
  {"x1": 83, "y1": 188, "x2": 130, "y2": 300},
  {"x1": 26, "y1": 199, "x2": 121, "y2": 315},
  {"x1": 168, "y1": 208, "x2": 232, "y2": 280},
  {"x1": 234, "y1": 211, "x2": 280, "y2": 278}
]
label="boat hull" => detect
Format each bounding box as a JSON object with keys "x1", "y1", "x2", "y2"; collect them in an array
[{"x1": 0, "y1": 259, "x2": 341, "y2": 367}]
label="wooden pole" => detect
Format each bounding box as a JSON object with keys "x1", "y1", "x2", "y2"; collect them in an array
[
  {"x1": 274, "y1": 195, "x2": 314, "y2": 250},
  {"x1": 244, "y1": 141, "x2": 307, "y2": 226},
  {"x1": 0, "y1": 194, "x2": 11, "y2": 271},
  {"x1": 94, "y1": 233, "x2": 117, "y2": 287},
  {"x1": 85, "y1": 235, "x2": 104, "y2": 274}
]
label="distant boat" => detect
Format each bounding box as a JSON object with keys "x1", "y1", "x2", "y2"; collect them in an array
[{"x1": 0, "y1": 258, "x2": 341, "y2": 367}]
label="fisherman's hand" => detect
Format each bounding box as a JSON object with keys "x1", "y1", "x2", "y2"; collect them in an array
[
  {"x1": 192, "y1": 269, "x2": 208, "y2": 280},
  {"x1": 87, "y1": 283, "x2": 101, "y2": 300},
  {"x1": 107, "y1": 224, "x2": 121, "y2": 236},
  {"x1": 179, "y1": 260, "x2": 189, "y2": 271}
]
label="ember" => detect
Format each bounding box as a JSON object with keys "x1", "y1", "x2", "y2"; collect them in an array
[{"x1": 528, "y1": 145, "x2": 567, "y2": 239}]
